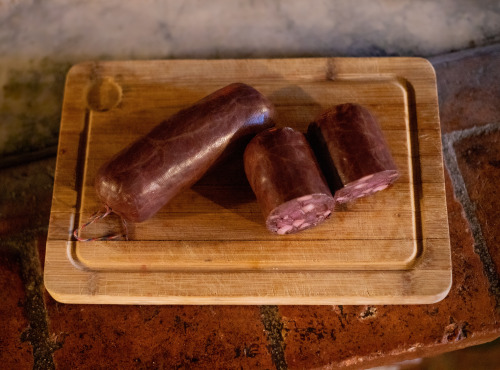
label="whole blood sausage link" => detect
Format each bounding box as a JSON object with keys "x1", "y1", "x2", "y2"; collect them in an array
[
  {"x1": 95, "y1": 83, "x2": 275, "y2": 223},
  {"x1": 307, "y1": 103, "x2": 399, "y2": 203},
  {"x1": 244, "y1": 127, "x2": 335, "y2": 235}
]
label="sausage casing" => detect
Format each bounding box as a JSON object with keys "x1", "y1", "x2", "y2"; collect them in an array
[
  {"x1": 244, "y1": 127, "x2": 335, "y2": 235},
  {"x1": 307, "y1": 103, "x2": 399, "y2": 203},
  {"x1": 95, "y1": 83, "x2": 275, "y2": 222}
]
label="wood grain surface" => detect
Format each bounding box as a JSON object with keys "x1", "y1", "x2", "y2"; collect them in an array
[{"x1": 44, "y1": 57, "x2": 451, "y2": 304}]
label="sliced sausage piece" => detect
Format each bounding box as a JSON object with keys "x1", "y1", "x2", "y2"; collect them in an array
[
  {"x1": 244, "y1": 127, "x2": 335, "y2": 235},
  {"x1": 95, "y1": 83, "x2": 275, "y2": 222},
  {"x1": 307, "y1": 103, "x2": 399, "y2": 203}
]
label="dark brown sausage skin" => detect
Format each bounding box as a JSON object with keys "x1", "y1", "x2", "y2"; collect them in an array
[
  {"x1": 244, "y1": 127, "x2": 335, "y2": 235},
  {"x1": 95, "y1": 83, "x2": 275, "y2": 222},
  {"x1": 307, "y1": 103, "x2": 399, "y2": 203}
]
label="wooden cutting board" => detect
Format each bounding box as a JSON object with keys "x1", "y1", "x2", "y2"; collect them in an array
[{"x1": 44, "y1": 58, "x2": 451, "y2": 304}]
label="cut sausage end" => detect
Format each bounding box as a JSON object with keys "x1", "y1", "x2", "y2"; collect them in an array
[
  {"x1": 334, "y1": 170, "x2": 400, "y2": 203},
  {"x1": 266, "y1": 193, "x2": 335, "y2": 235}
]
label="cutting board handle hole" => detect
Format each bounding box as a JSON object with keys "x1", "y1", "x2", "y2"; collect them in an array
[{"x1": 86, "y1": 77, "x2": 122, "y2": 112}]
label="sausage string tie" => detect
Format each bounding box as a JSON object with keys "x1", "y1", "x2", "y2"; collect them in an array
[{"x1": 73, "y1": 204, "x2": 129, "y2": 242}]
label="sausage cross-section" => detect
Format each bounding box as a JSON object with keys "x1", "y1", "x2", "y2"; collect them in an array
[
  {"x1": 307, "y1": 103, "x2": 399, "y2": 203},
  {"x1": 95, "y1": 83, "x2": 275, "y2": 222},
  {"x1": 244, "y1": 127, "x2": 335, "y2": 235}
]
